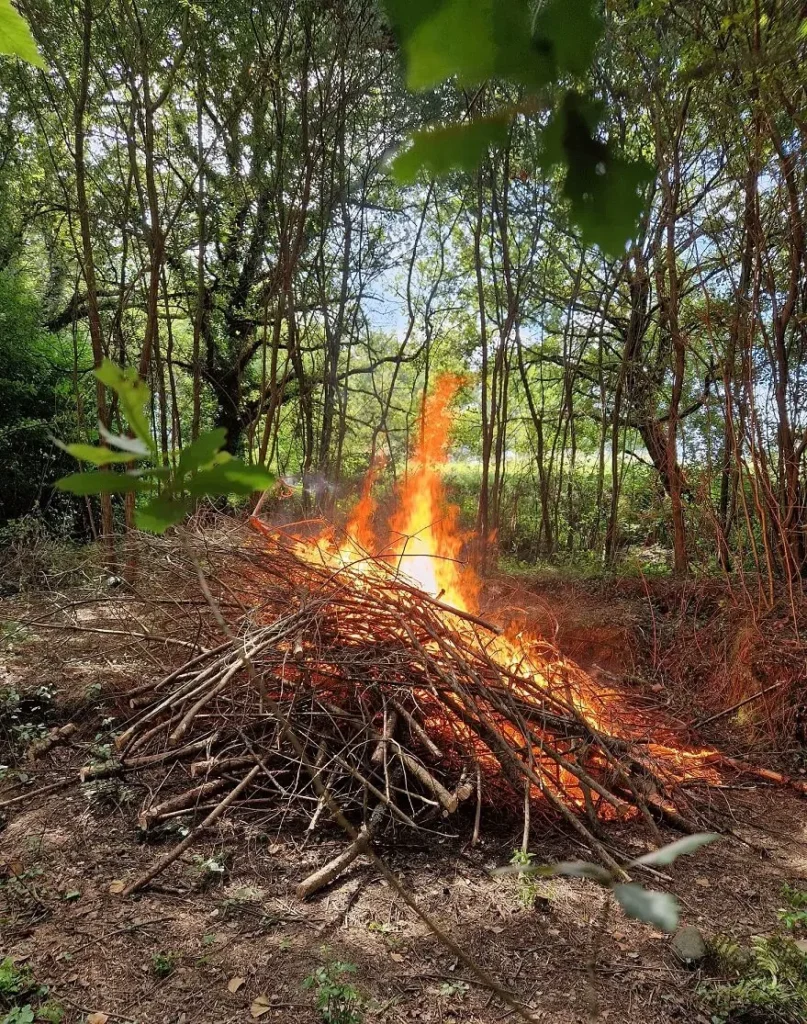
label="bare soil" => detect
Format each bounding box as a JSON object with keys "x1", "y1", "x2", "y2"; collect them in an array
[{"x1": 2, "y1": 581, "x2": 807, "y2": 1024}]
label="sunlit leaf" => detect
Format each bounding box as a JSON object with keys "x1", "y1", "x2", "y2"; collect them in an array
[
  {"x1": 385, "y1": 0, "x2": 599, "y2": 90},
  {"x1": 135, "y1": 495, "x2": 191, "y2": 534},
  {"x1": 94, "y1": 360, "x2": 154, "y2": 449},
  {"x1": 177, "y1": 427, "x2": 227, "y2": 477},
  {"x1": 55, "y1": 471, "x2": 145, "y2": 496},
  {"x1": 632, "y1": 833, "x2": 720, "y2": 868},
  {"x1": 186, "y1": 461, "x2": 274, "y2": 498},
  {"x1": 57, "y1": 442, "x2": 144, "y2": 466},
  {"x1": 392, "y1": 116, "x2": 510, "y2": 183},
  {"x1": 612, "y1": 883, "x2": 679, "y2": 932},
  {"x1": 0, "y1": 0, "x2": 46, "y2": 68},
  {"x1": 98, "y1": 423, "x2": 151, "y2": 456}
]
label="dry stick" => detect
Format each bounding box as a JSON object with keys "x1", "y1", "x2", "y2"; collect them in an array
[
  {"x1": 180, "y1": 535, "x2": 539, "y2": 1024},
  {"x1": 121, "y1": 765, "x2": 261, "y2": 897},
  {"x1": 25, "y1": 619, "x2": 207, "y2": 649},
  {"x1": 138, "y1": 778, "x2": 229, "y2": 828},
  {"x1": 693, "y1": 680, "x2": 787, "y2": 729},
  {"x1": 297, "y1": 795, "x2": 389, "y2": 900},
  {"x1": 122, "y1": 640, "x2": 231, "y2": 700}
]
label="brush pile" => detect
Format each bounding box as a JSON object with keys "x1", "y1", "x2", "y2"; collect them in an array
[{"x1": 100, "y1": 524, "x2": 746, "y2": 897}]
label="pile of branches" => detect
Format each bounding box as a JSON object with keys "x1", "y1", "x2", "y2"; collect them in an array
[{"x1": 94, "y1": 524, "x2": 752, "y2": 898}]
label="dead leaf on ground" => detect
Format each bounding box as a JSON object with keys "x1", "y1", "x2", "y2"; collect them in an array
[
  {"x1": 86, "y1": 1014, "x2": 109, "y2": 1024},
  {"x1": 227, "y1": 975, "x2": 245, "y2": 993},
  {"x1": 250, "y1": 996, "x2": 272, "y2": 1018},
  {"x1": 108, "y1": 880, "x2": 125, "y2": 894}
]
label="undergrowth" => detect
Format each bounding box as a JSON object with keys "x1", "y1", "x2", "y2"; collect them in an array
[{"x1": 702, "y1": 884, "x2": 807, "y2": 1023}]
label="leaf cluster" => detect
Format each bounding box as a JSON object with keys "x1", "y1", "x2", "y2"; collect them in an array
[
  {"x1": 385, "y1": 0, "x2": 653, "y2": 255},
  {"x1": 55, "y1": 360, "x2": 273, "y2": 533}
]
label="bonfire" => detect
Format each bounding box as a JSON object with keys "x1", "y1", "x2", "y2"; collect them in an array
[{"x1": 101, "y1": 377, "x2": 802, "y2": 899}]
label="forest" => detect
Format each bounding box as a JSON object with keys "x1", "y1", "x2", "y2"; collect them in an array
[{"x1": 1, "y1": 2, "x2": 807, "y2": 1024}]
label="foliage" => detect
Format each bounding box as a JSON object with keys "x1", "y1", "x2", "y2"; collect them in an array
[
  {"x1": 497, "y1": 833, "x2": 719, "y2": 932},
  {"x1": 705, "y1": 935, "x2": 807, "y2": 1024},
  {"x1": 386, "y1": 0, "x2": 652, "y2": 254},
  {"x1": 0, "y1": 0, "x2": 44, "y2": 68},
  {"x1": 778, "y1": 884, "x2": 807, "y2": 934},
  {"x1": 0, "y1": 957, "x2": 54, "y2": 1024},
  {"x1": 302, "y1": 961, "x2": 364, "y2": 1024},
  {"x1": 0, "y1": 272, "x2": 80, "y2": 531},
  {"x1": 508, "y1": 848, "x2": 545, "y2": 909},
  {"x1": 151, "y1": 952, "x2": 177, "y2": 979},
  {"x1": 56, "y1": 361, "x2": 274, "y2": 533}
]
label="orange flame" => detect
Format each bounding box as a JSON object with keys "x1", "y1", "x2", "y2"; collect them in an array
[{"x1": 387, "y1": 375, "x2": 477, "y2": 613}]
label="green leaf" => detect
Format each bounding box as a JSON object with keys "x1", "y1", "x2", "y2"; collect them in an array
[
  {"x1": 136, "y1": 495, "x2": 191, "y2": 534},
  {"x1": 384, "y1": 0, "x2": 554, "y2": 90},
  {"x1": 186, "y1": 460, "x2": 274, "y2": 498},
  {"x1": 632, "y1": 833, "x2": 720, "y2": 868},
  {"x1": 612, "y1": 883, "x2": 679, "y2": 932},
  {"x1": 57, "y1": 442, "x2": 144, "y2": 466},
  {"x1": 177, "y1": 428, "x2": 227, "y2": 478},
  {"x1": 0, "y1": 0, "x2": 46, "y2": 68},
  {"x1": 532, "y1": 0, "x2": 602, "y2": 77},
  {"x1": 550, "y1": 860, "x2": 614, "y2": 884},
  {"x1": 540, "y1": 91, "x2": 653, "y2": 256},
  {"x1": 384, "y1": 0, "x2": 600, "y2": 90},
  {"x1": 55, "y1": 471, "x2": 145, "y2": 496},
  {"x1": 94, "y1": 360, "x2": 154, "y2": 449},
  {"x1": 392, "y1": 116, "x2": 510, "y2": 183}
]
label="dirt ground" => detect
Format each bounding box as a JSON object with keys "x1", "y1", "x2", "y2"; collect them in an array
[{"x1": 2, "y1": 580, "x2": 807, "y2": 1024}]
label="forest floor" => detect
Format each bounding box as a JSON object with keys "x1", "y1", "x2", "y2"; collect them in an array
[{"x1": 2, "y1": 563, "x2": 807, "y2": 1024}]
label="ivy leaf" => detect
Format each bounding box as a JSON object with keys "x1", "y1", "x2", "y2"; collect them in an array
[
  {"x1": 186, "y1": 461, "x2": 274, "y2": 498},
  {"x1": 392, "y1": 116, "x2": 510, "y2": 183},
  {"x1": 135, "y1": 495, "x2": 191, "y2": 534},
  {"x1": 612, "y1": 883, "x2": 679, "y2": 932},
  {"x1": 56, "y1": 442, "x2": 145, "y2": 466},
  {"x1": 0, "y1": 0, "x2": 46, "y2": 68},
  {"x1": 540, "y1": 91, "x2": 653, "y2": 256},
  {"x1": 632, "y1": 833, "x2": 720, "y2": 868},
  {"x1": 55, "y1": 471, "x2": 145, "y2": 496},
  {"x1": 177, "y1": 427, "x2": 228, "y2": 477},
  {"x1": 95, "y1": 360, "x2": 154, "y2": 449}
]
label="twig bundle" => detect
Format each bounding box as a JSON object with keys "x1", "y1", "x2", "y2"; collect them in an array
[{"x1": 105, "y1": 527, "x2": 737, "y2": 894}]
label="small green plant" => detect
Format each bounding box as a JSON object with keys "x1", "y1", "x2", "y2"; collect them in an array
[
  {"x1": 37, "y1": 1002, "x2": 65, "y2": 1023},
  {"x1": 779, "y1": 884, "x2": 807, "y2": 934},
  {"x1": 702, "y1": 935, "x2": 807, "y2": 1024},
  {"x1": 83, "y1": 682, "x2": 103, "y2": 702},
  {"x1": 1, "y1": 1007, "x2": 35, "y2": 1024},
  {"x1": 55, "y1": 360, "x2": 273, "y2": 534},
  {"x1": 508, "y1": 849, "x2": 546, "y2": 909},
  {"x1": 191, "y1": 854, "x2": 227, "y2": 888},
  {"x1": 0, "y1": 958, "x2": 54, "y2": 1024},
  {"x1": 497, "y1": 833, "x2": 720, "y2": 932},
  {"x1": 302, "y1": 961, "x2": 364, "y2": 1024},
  {"x1": 438, "y1": 980, "x2": 469, "y2": 1000},
  {"x1": 151, "y1": 951, "x2": 177, "y2": 979}
]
